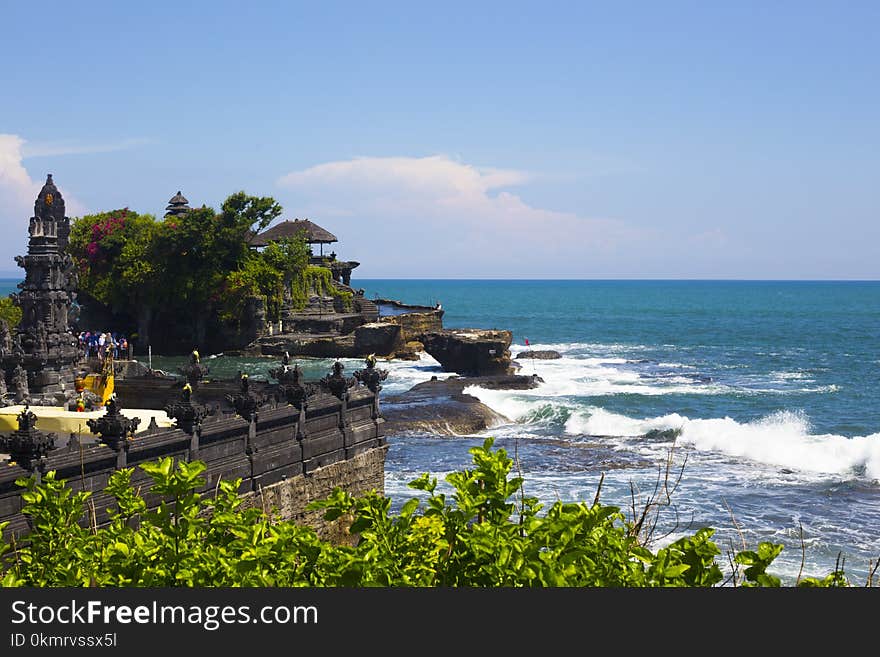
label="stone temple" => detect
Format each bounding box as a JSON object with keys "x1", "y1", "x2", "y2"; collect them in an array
[{"x1": 0, "y1": 174, "x2": 80, "y2": 406}]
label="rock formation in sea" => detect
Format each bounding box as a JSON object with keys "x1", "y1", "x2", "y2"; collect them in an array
[
  {"x1": 419, "y1": 329, "x2": 514, "y2": 377},
  {"x1": 381, "y1": 373, "x2": 542, "y2": 436},
  {"x1": 514, "y1": 350, "x2": 562, "y2": 360}
]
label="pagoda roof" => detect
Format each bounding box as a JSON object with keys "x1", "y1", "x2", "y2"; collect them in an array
[
  {"x1": 249, "y1": 219, "x2": 338, "y2": 246},
  {"x1": 164, "y1": 190, "x2": 191, "y2": 217},
  {"x1": 167, "y1": 191, "x2": 188, "y2": 205}
]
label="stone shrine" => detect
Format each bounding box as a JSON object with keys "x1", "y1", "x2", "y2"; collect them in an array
[{"x1": 0, "y1": 175, "x2": 80, "y2": 406}]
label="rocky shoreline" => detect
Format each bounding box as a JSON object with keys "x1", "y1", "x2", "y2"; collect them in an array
[{"x1": 381, "y1": 373, "x2": 542, "y2": 436}]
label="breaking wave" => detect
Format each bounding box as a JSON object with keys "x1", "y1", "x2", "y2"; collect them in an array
[{"x1": 563, "y1": 407, "x2": 880, "y2": 481}]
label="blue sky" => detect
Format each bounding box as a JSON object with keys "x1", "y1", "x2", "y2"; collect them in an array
[{"x1": 1, "y1": 1, "x2": 877, "y2": 279}]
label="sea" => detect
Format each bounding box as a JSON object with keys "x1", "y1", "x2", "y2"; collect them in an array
[{"x1": 3, "y1": 278, "x2": 878, "y2": 585}]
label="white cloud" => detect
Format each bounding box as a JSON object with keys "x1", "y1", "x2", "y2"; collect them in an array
[
  {"x1": 279, "y1": 155, "x2": 530, "y2": 204},
  {"x1": 0, "y1": 134, "x2": 88, "y2": 274},
  {"x1": 0, "y1": 134, "x2": 39, "y2": 210},
  {"x1": 277, "y1": 155, "x2": 643, "y2": 277}
]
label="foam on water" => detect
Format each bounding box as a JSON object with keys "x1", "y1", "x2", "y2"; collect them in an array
[
  {"x1": 371, "y1": 280, "x2": 880, "y2": 584},
  {"x1": 379, "y1": 352, "x2": 456, "y2": 395},
  {"x1": 564, "y1": 407, "x2": 687, "y2": 436},
  {"x1": 562, "y1": 407, "x2": 880, "y2": 481},
  {"x1": 457, "y1": 340, "x2": 879, "y2": 483},
  {"x1": 472, "y1": 367, "x2": 727, "y2": 413}
]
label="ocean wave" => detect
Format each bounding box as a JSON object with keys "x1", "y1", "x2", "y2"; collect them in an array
[
  {"x1": 464, "y1": 349, "x2": 846, "y2": 445},
  {"x1": 728, "y1": 384, "x2": 840, "y2": 396},
  {"x1": 510, "y1": 341, "x2": 658, "y2": 356},
  {"x1": 564, "y1": 407, "x2": 880, "y2": 481},
  {"x1": 771, "y1": 371, "x2": 812, "y2": 381},
  {"x1": 465, "y1": 378, "x2": 731, "y2": 408},
  {"x1": 564, "y1": 407, "x2": 688, "y2": 437},
  {"x1": 461, "y1": 386, "x2": 572, "y2": 423},
  {"x1": 380, "y1": 351, "x2": 456, "y2": 394}
]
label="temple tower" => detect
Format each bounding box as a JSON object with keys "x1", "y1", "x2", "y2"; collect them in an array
[
  {"x1": 2, "y1": 175, "x2": 80, "y2": 406},
  {"x1": 164, "y1": 191, "x2": 190, "y2": 218}
]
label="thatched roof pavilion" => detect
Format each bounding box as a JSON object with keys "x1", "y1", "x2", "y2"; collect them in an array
[
  {"x1": 164, "y1": 191, "x2": 191, "y2": 218},
  {"x1": 249, "y1": 219, "x2": 337, "y2": 246}
]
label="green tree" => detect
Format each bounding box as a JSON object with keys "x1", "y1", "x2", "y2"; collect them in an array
[
  {"x1": 152, "y1": 192, "x2": 282, "y2": 345},
  {"x1": 0, "y1": 295, "x2": 22, "y2": 328},
  {"x1": 67, "y1": 209, "x2": 161, "y2": 347},
  {"x1": 252, "y1": 235, "x2": 311, "y2": 319},
  {"x1": 67, "y1": 193, "x2": 284, "y2": 352}
]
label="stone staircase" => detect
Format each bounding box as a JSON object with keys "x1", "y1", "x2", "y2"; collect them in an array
[
  {"x1": 279, "y1": 286, "x2": 379, "y2": 335},
  {"x1": 354, "y1": 297, "x2": 379, "y2": 321}
]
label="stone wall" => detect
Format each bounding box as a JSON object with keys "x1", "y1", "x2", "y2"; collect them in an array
[
  {"x1": 0, "y1": 386, "x2": 386, "y2": 544},
  {"x1": 240, "y1": 444, "x2": 388, "y2": 545}
]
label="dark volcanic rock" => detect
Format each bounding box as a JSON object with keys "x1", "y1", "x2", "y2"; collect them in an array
[
  {"x1": 393, "y1": 340, "x2": 425, "y2": 361},
  {"x1": 113, "y1": 359, "x2": 153, "y2": 378},
  {"x1": 257, "y1": 333, "x2": 356, "y2": 358},
  {"x1": 462, "y1": 373, "x2": 544, "y2": 389},
  {"x1": 381, "y1": 373, "x2": 542, "y2": 436},
  {"x1": 353, "y1": 322, "x2": 404, "y2": 356},
  {"x1": 514, "y1": 350, "x2": 562, "y2": 360},
  {"x1": 248, "y1": 322, "x2": 404, "y2": 359},
  {"x1": 378, "y1": 307, "x2": 444, "y2": 342},
  {"x1": 420, "y1": 329, "x2": 513, "y2": 376}
]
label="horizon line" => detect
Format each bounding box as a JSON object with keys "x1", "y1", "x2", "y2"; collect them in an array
[
  {"x1": 2, "y1": 275, "x2": 878, "y2": 283},
  {"x1": 352, "y1": 277, "x2": 880, "y2": 282}
]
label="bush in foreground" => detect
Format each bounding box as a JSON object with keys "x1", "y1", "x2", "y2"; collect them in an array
[{"x1": 0, "y1": 438, "x2": 856, "y2": 587}]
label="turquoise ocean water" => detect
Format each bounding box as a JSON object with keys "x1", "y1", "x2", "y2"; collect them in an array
[{"x1": 3, "y1": 278, "x2": 878, "y2": 584}]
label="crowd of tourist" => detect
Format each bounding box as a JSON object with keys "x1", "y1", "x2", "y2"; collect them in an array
[{"x1": 77, "y1": 331, "x2": 130, "y2": 361}]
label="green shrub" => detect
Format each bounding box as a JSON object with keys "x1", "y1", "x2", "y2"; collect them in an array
[{"x1": 0, "y1": 438, "x2": 855, "y2": 587}]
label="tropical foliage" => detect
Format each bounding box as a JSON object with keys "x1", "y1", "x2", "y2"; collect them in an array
[
  {"x1": 0, "y1": 295, "x2": 22, "y2": 329},
  {"x1": 0, "y1": 439, "x2": 856, "y2": 588},
  {"x1": 66, "y1": 193, "x2": 318, "y2": 351}
]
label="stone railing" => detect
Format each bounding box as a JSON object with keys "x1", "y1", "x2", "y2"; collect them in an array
[{"x1": 0, "y1": 374, "x2": 386, "y2": 544}]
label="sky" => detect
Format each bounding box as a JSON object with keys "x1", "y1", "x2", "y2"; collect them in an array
[{"x1": 1, "y1": 0, "x2": 878, "y2": 279}]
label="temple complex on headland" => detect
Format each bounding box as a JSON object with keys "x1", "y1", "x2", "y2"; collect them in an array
[
  {"x1": 245, "y1": 216, "x2": 378, "y2": 338},
  {"x1": 0, "y1": 176, "x2": 390, "y2": 546},
  {"x1": 0, "y1": 176, "x2": 515, "y2": 406},
  {"x1": 196, "y1": 190, "x2": 447, "y2": 361},
  {"x1": 64, "y1": 187, "x2": 446, "y2": 359}
]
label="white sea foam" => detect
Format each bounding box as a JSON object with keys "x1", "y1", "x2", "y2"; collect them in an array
[
  {"x1": 564, "y1": 407, "x2": 688, "y2": 436},
  {"x1": 465, "y1": 370, "x2": 727, "y2": 413},
  {"x1": 511, "y1": 341, "x2": 655, "y2": 356},
  {"x1": 412, "y1": 340, "x2": 872, "y2": 479},
  {"x1": 564, "y1": 407, "x2": 880, "y2": 481},
  {"x1": 380, "y1": 351, "x2": 456, "y2": 395},
  {"x1": 481, "y1": 341, "x2": 843, "y2": 421},
  {"x1": 771, "y1": 371, "x2": 811, "y2": 381},
  {"x1": 461, "y1": 386, "x2": 561, "y2": 423}
]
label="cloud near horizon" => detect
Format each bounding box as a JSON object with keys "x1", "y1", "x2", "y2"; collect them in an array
[{"x1": 277, "y1": 155, "x2": 645, "y2": 277}]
